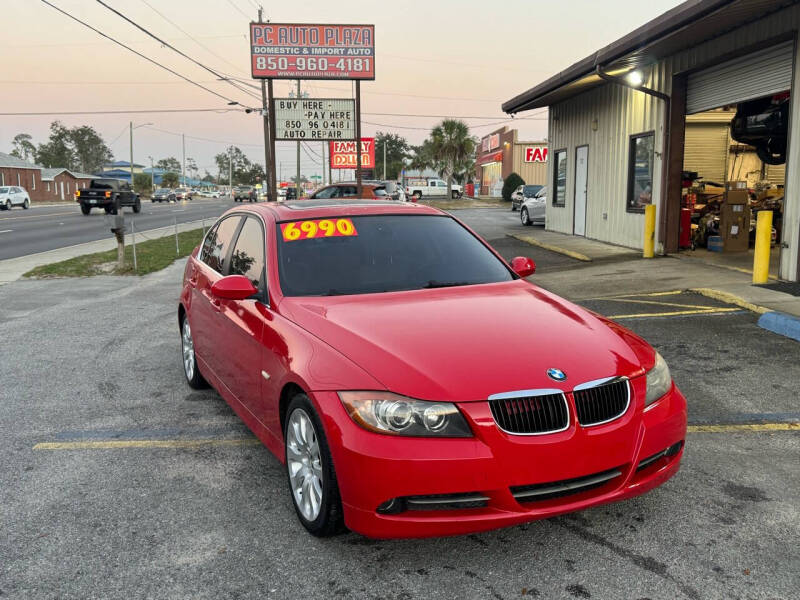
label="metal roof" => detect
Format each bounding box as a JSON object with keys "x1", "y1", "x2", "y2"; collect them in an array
[
  {"x1": 0, "y1": 152, "x2": 39, "y2": 169},
  {"x1": 502, "y1": 0, "x2": 800, "y2": 113}
]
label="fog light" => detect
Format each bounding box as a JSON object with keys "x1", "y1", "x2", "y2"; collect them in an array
[{"x1": 376, "y1": 497, "x2": 406, "y2": 515}]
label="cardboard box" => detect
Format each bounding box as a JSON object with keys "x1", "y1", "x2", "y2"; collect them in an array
[{"x1": 721, "y1": 190, "x2": 751, "y2": 252}]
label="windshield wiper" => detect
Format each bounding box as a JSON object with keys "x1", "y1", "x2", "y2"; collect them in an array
[{"x1": 423, "y1": 280, "x2": 471, "y2": 289}]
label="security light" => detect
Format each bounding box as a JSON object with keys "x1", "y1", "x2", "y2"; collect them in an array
[{"x1": 625, "y1": 70, "x2": 644, "y2": 87}]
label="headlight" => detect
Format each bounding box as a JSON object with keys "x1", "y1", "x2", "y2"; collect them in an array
[
  {"x1": 338, "y1": 391, "x2": 472, "y2": 437},
  {"x1": 645, "y1": 352, "x2": 672, "y2": 406}
]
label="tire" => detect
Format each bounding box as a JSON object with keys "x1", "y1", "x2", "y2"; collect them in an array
[
  {"x1": 152, "y1": 199, "x2": 156, "y2": 203},
  {"x1": 181, "y1": 314, "x2": 209, "y2": 390},
  {"x1": 511, "y1": 201, "x2": 517, "y2": 212},
  {"x1": 23, "y1": 198, "x2": 29, "y2": 209},
  {"x1": 521, "y1": 207, "x2": 531, "y2": 226},
  {"x1": 133, "y1": 199, "x2": 141, "y2": 214},
  {"x1": 80, "y1": 204, "x2": 91, "y2": 215},
  {"x1": 5, "y1": 200, "x2": 11, "y2": 211},
  {"x1": 284, "y1": 393, "x2": 345, "y2": 537},
  {"x1": 451, "y1": 190, "x2": 459, "y2": 199},
  {"x1": 413, "y1": 191, "x2": 421, "y2": 200},
  {"x1": 104, "y1": 206, "x2": 113, "y2": 214}
]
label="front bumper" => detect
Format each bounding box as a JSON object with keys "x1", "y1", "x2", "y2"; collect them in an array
[{"x1": 313, "y1": 377, "x2": 687, "y2": 538}]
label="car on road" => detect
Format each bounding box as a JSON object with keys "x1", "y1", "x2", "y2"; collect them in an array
[
  {"x1": 520, "y1": 187, "x2": 546, "y2": 226},
  {"x1": 308, "y1": 182, "x2": 387, "y2": 200},
  {"x1": 383, "y1": 181, "x2": 407, "y2": 202},
  {"x1": 0, "y1": 186, "x2": 30, "y2": 210},
  {"x1": 405, "y1": 177, "x2": 462, "y2": 200},
  {"x1": 178, "y1": 199, "x2": 687, "y2": 539},
  {"x1": 511, "y1": 184, "x2": 544, "y2": 211},
  {"x1": 234, "y1": 186, "x2": 255, "y2": 202},
  {"x1": 152, "y1": 188, "x2": 176, "y2": 203},
  {"x1": 203, "y1": 190, "x2": 221, "y2": 198},
  {"x1": 174, "y1": 188, "x2": 193, "y2": 201},
  {"x1": 75, "y1": 179, "x2": 140, "y2": 215}
]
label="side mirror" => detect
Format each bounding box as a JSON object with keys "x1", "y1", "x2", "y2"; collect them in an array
[
  {"x1": 211, "y1": 275, "x2": 258, "y2": 300},
  {"x1": 511, "y1": 256, "x2": 536, "y2": 278}
]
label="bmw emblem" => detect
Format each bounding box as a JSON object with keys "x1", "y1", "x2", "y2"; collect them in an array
[{"x1": 547, "y1": 368, "x2": 567, "y2": 382}]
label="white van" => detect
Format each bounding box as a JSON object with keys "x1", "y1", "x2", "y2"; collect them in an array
[{"x1": 405, "y1": 177, "x2": 463, "y2": 200}]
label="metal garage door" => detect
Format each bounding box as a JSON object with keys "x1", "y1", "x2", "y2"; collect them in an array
[
  {"x1": 686, "y1": 41, "x2": 794, "y2": 114},
  {"x1": 683, "y1": 121, "x2": 729, "y2": 184}
]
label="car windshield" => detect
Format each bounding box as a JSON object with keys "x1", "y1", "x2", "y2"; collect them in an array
[
  {"x1": 0, "y1": 187, "x2": 8, "y2": 193},
  {"x1": 276, "y1": 214, "x2": 514, "y2": 296},
  {"x1": 524, "y1": 185, "x2": 543, "y2": 196}
]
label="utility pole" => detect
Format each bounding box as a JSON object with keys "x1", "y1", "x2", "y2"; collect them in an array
[
  {"x1": 327, "y1": 142, "x2": 332, "y2": 186},
  {"x1": 383, "y1": 140, "x2": 387, "y2": 180},
  {"x1": 321, "y1": 142, "x2": 326, "y2": 185},
  {"x1": 182, "y1": 133, "x2": 186, "y2": 188},
  {"x1": 296, "y1": 79, "x2": 301, "y2": 198},
  {"x1": 355, "y1": 80, "x2": 363, "y2": 197},
  {"x1": 228, "y1": 146, "x2": 233, "y2": 195},
  {"x1": 148, "y1": 156, "x2": 154, "y2": 191}
]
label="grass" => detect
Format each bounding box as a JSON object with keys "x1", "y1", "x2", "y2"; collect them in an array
[
  {"x1": 423, "y1": 197, "x2": 506, "y2": 210},
  {"x1": 24, "y1": 227, "x2": 205, "y2": 278}
]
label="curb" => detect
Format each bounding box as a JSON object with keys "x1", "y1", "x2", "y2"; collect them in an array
[
  {"x1": 757, "y1": 311, "x2": 800, "y2": 342},
  {"x1": 690, "y1": 287, "x2": 772, "y2": 315},
  {"x1": 508, "y1": 234, "x2": 592, "y2": 262}
]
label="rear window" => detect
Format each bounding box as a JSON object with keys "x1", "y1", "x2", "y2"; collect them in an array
[
  {"x1": 276, "y1": 214, "x2": 513, "y2": 296},
  {"x1": 0, "y1": 187, "x2": 8, "y2": 193},
  {"x1": 523, "y1": 185, "x2": 543, "y2": 196},
  {"x1": 90, "y1": 179, "x2": 117, "y2": 189}
]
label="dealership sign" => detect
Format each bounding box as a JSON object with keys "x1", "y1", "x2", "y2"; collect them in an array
[
  {"x1": 330, "y1": 139, "x2": 375, "y2": 169},
  {"x1": 250, "y1": 24, "x2": 375, "y2": 79},
  {"x1": 524, "y1": 147, "x2": 548, "y2": 162},
  {"x1": 273, "y1": 98, "x2": 355, "y2": 140}
]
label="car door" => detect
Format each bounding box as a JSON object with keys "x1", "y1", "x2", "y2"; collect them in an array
[
  {"x1": 189, "y1": 214, "x2": 244, "y2": 379},
  {"x1": 12, "y1": 187, "x2": 22, "y2": 206},
  {"x1": 214, "y1": 215, "x2": 269, "y2": 416}
]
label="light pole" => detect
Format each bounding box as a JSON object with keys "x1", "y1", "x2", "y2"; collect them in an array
[
  {"x1": 129, "y1": 122, "x2": 152, "y2": 193},
  {"x1": 148, "y1": 155, "x2": 154, "y2": 191}
]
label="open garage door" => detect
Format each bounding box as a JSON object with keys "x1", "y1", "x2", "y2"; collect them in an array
[{"x1": 686, "y1": 42, "x2": 794, "y2": 114}]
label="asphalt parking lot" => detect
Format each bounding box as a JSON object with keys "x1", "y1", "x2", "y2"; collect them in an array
[{"x1": 1, "y1": 207, "x2": 798, "y2": 599}]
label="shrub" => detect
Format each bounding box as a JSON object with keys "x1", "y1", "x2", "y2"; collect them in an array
[{"x1": 502, "y1": 172, "x2": 525, "y2": 202}]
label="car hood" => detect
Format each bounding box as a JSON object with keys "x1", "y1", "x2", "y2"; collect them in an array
[{"x1": 279, "y1": 281, "x2": 653, "y2": 402}]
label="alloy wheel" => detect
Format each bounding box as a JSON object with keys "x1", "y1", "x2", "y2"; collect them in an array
[
  {"x1": 286, "y1": 408, "x2": 324, "y2": 522},
  {"x1": 181, "y1": 319, "x2": 195, "y2": 381}
]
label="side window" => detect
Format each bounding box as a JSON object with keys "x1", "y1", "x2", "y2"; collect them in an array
[
  {"x1": 314, "y1": 186, "x2": 339, "y2": 199},
  {"x1": 341, "y1": 186, "x2": 358, "y2": 197},
  {"x1": 228, "y1": 217, "x2": 266, "y2": 290},
  {"x1": 627, "y1": 132, "x2": 655, "y2": 213},
  {"x1": 204, "y1": 216, "x2": 242, "y2": 273},
  {"x1": 200, "y1": 223, "x2": 219, "y2": 264},
  {"x1": 552, "y1": 149, "x2": 567, "y2": 207},
  {"x1": 439, "y1": 181, "x2": 447, "y2": 188}
]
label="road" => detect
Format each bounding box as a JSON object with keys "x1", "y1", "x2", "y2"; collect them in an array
[
  {"x1": 1, "y1": 206, "x2": 798, "y2": 599},
  {"x1": 0, "y1": 198, "x2": 239, "y2": 260}
]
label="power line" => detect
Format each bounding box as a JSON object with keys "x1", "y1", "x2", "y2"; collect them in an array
[
  {"x1": 138, "y1": 0, "x2": 250, "y2": 77},
  {"x1": 38, "y1": 0, "x2": 249, "y2": 108},
  {"x1": 94, "y1": 0, "x2": 260, "y2": 104},
  {"x1": 224, "y1": 0, "x2": 251, "y2": 20},
  {"x1": 0, "y1": 108, "x2": 243, "y2": 116}
]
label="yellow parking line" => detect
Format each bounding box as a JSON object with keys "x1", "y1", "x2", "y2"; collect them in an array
[
  {"x1": 605, "y1": 298, "x2": 725, "y2": 310},
  {"x1": 608, "y1": 308, "x2": 740, "y2": 319},
  {"x1": 588, "y1": 290, "x2": 684, "y2": 300},
  {"x1": 691, "y1": 288, "x2": 772, "y2": 315},
  {"x1": 688, "y1": 423, "x2": 799, "y2": 433},
  {"x1": 33, "y1": 438, "x2": 261, "y2": 450}
]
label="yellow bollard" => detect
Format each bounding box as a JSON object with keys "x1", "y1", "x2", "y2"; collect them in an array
[
  {"x1": 752, "y1": 210, "x2": 773, "y2": 284},
  {"x1": 643, "y1": 204, "x2": 656, "y2": 258}
]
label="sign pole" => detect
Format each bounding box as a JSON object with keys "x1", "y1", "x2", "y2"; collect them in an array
[
  {"x1": 257, "y1": 8, "x2": 274, "y2": 201},
  {"x1": 355, "y1": 80, "x2": 363, "y2": 197},
  {"x1": 267, "y1": 78, "x2": 278, "y2": 204},
  {"x1": 296, "y1": 80, "x2": 302, "y2": 198}
]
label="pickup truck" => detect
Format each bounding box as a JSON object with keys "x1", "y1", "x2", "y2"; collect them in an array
[
  {"x1": 233, "y1": 185, "x2": 255, "y2": 202},
  {"x1": 75, "y1": 178, "x2": 140, "y2": 215},
  {"x1": 405, "y1": 177, "x2": 462, "y2": 200}
]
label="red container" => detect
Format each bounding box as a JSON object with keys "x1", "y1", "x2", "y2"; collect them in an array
[
  {"x1": 465, "y1": 183, "x2": 475, "y2": 197},
  {"x1": 679, "y1": 208, "x2": 692, "y2": 248}
]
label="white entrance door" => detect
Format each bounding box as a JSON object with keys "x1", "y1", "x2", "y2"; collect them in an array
[{"x1": 574, "y1": 145, "x2": 588, "y2": 236}]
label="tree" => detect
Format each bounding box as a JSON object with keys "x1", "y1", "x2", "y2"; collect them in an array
[
  {"x1": 157, "y1": 157, "x2": 181, "y2": 172},
  {"x1": 33, "y1": 121, "x2": 113, "y2": 172},
  {"x1": 502, "y1": 172, "x2": 525, "y2": 203},
  {"x1": 133, "y1": 172, "x2": 153, "y2": 195},
  {"x1": 36, "y1": 122, "x2": 75, "y2": 169},
  {"x1": 374, "y1": 132, "x2": 410, "y2": 180},
  {"x1": 69, "y1": 125, "x2": 113, "y2": 173},
  {"x1": 429, "y1": 119, "x2": 476, "y2": 199},
  {"x1": 162, "y1": 172, "x2": 180, "y2": 188},
  {"x1": 10, "y1": 134, "x2": 36, "y2": 162},
  {"x1": 201, "y1": 171, "x2": 215, "y2": 183}
]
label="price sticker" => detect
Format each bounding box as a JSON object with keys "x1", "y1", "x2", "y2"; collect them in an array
[{"x1": 280, "y1": 218, "x2": 358, "y2": 242}]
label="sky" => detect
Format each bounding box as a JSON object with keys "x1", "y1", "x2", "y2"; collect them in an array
[{"x1": 2, "y1": 0, "x2": 684, "y2": 180}]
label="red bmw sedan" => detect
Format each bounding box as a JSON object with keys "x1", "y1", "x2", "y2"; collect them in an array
[{"x1": 179, "y1": 199, "x2": 686, "y2": 538}]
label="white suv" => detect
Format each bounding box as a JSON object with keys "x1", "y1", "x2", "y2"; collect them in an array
[{"x1": 0, "y1": 186, "x2": 30, "y2": 210}]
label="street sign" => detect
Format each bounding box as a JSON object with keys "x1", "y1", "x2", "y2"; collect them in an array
[
  {"x1": 273, "y1": 98, "x2": 356, "y2": 140},
  {"x1": 330, "y1": 139, "x2": 375, "y2": 169},
  {"x1": 250, "y1": 24, "x2": 375, "y2": 80}
]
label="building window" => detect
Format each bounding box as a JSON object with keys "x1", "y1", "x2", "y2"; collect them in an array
[
  {"x1": 32, "y1": 173, "x2": 36, "y2": 190},
  {"x1": 627, "y1": 132, "x2": 655, "y2": 213},
  {"x1": 552, "y1": 149, "x2": 567, "y2": 206},
  {"x1": 17, "y1": 173, "x2": 21, "y2": 186},
  {"x1": 47, "y1": 182, "x2": 51, "y2": 192}
]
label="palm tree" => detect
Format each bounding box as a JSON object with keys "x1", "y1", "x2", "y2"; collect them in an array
[{"x1": 430, "y1": 120, "x2": 476, "y2": 199}]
